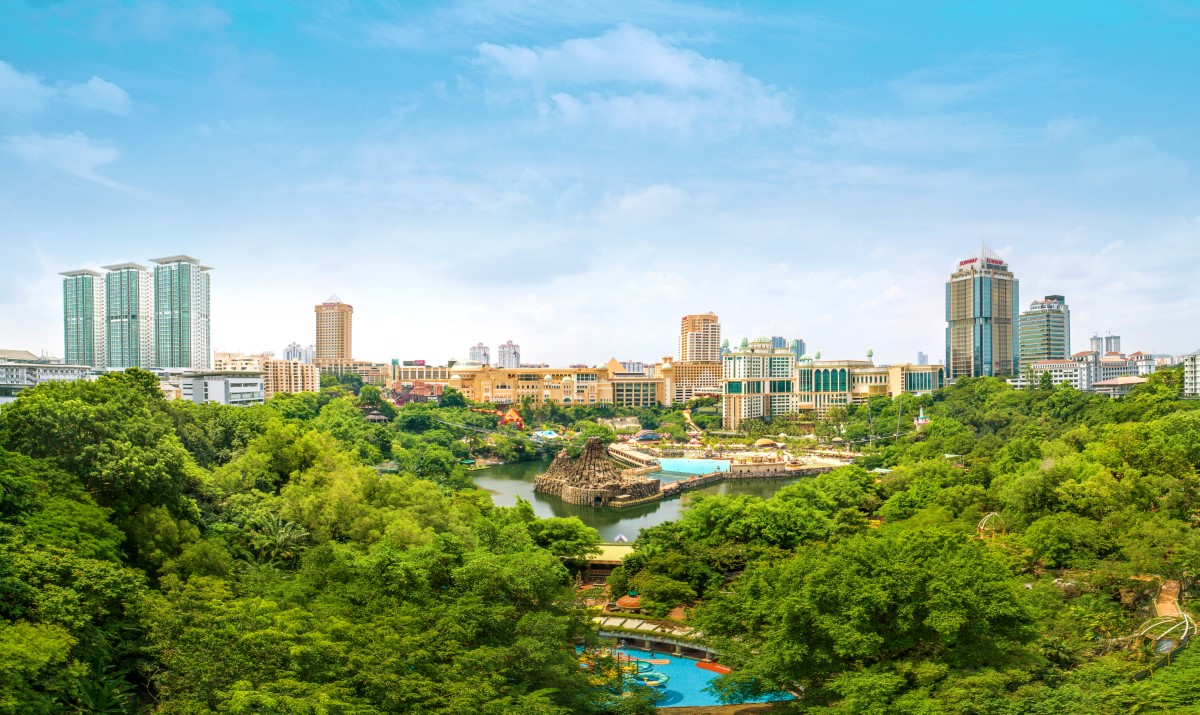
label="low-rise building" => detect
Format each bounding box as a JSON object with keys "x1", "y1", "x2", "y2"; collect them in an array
[
  {"x1": 213, "y1": 351, "x2": 269, "y2": 371},
  {"x1": 1027, "y1": 359, "x2": 1090, "y2": 390},
  {"x1": 0, "y1": 350, "x2": 91, "y2": 403},
  {"x1": 1091, "y1": 375, "x2": 1147, "y2": 398},
  {"x1": 180, "y1": 371, "x2": 265, "y2": 406}
]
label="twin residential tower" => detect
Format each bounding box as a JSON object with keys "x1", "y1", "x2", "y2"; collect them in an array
[{"x1": 61, "y1": 255, "x2": 212, "y2": 370}]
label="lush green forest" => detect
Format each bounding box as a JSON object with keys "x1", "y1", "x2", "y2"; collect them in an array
[
  {"x1": 613, "y1": 369, "x2": 1200, "y2": 713},
  {"x1": 1, "y1": 367, "x2": 1197, "y2": 713}
]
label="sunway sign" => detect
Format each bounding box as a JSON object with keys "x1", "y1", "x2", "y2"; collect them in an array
[
  {"x1": 986, "y1": 258, "x2": 1005, "y2": 266},
  {"x1": 958, "y1": 258, "x2": 977, "y2": 266}
]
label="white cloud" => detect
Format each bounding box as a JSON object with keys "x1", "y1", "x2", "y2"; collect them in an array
[
  {"x1": 0, "y1": 60, "x2": 132, "y2": 115},
  {"x1": 3, "y1": 132, "x2": 137, "y2": 193},
  {"x1": 94, "y1": 1, "x2": 230, "y2": 42},
  {"x1": 476, "y1": 24, "x2": 791, "y2": 132},
  {"x1": 1045, "y1": 114, "x2": 1096, "y2": 142},
  {"x1": 826, "y1": 113, "x2": 1015, "y2": 153},
  {"x1": 60, "y1": 76, "x2": 132, "y2": 115},
  {"x1": 1080, "y1": 136, "x2": 1189, "y2": 186},
  {"x1": 602, "y1": 183, "x2": 692, "y2": 221},
  {"x1": 0, "y1": 60, "x2": 55, "y2": 113},
  {"x1": 890, "y1": 51, "x2": 1058, "y2": 107}
]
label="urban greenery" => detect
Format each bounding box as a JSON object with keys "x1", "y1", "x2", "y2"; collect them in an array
[{"x1": 2, "y1": 367, "x2": 1197, "y2": 713}]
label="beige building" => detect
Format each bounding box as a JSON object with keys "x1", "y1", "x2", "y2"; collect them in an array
[
  {"x1": 213, "y1": 351, "x2": 269, "y2": 371},
  {"x1": 679, "y1": 312, "x2": 721, "y2": 363},
  {"x1": 262, "y1": 359, "x2": 320, "y2": 398},
  {"x1": 314, "y1": 295, "x2": 353, "y2": 365},
  {"x1": 658, "y1": 357, "x2": 722, "y2": 405},
  {"x1": 388, "y1": 359, "x2": 665, "y2": 407}
]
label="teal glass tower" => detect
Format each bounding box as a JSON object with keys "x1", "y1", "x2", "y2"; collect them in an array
[
  {"x1": 103, "y1": 262, "x2": 155, "y2": 369},
  {"x1": 152, "y1": 255, "x2": 212, "y2": 370},
  {"x1": 60, "y1": 269, "x2": 106, "y2": 368}
]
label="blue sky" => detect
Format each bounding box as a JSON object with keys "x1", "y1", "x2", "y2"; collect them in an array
[{"x1": 2, "y1": 0, "x2": 1198, "y2": 365}]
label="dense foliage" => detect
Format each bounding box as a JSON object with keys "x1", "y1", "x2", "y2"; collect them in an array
[
  {"x1": 0, "y1": 370, "x2": 621, "y2": 714},
  {"x1": 3, "y1": 368, "x2": 1197, "y2": 713},
  {"x1": 615, "y1": 371, "x2": 1200, "y2": 713}
]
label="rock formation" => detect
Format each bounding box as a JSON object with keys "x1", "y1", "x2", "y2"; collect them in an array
[{"x1": 534, "y1": 438, "x2": 660, "y2": 506}]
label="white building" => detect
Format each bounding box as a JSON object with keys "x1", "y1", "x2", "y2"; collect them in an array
[
  {"x1": 1184, "y1": 350, "x2": 1200, "y2": 398},
  {"x1": 1027, "y1": 359, "x2": 1090, "y2": 391},
  {"x1": 468, "y1": 342, "x2": 490, "y2": 365},
  {"x1": 496, "y1": 340, "x2": 520, "y2": 368},
  {"x1": 283, "y1": 342, "x2": 315, "y2": 363},
  {"x1": 0, "y1": 350, "x2": 91, "y2": 404},
  {"x1": 180, "y1": 372, "x2": 264, "y2": 407}
]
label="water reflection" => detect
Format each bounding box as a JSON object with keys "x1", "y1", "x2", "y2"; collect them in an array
[{"x1": 471, "y1": 459, "x2": 799, "y2": 541}]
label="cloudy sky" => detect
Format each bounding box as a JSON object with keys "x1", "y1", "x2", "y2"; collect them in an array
[{"x1": 2, "y1": 1, "x2": 1198, "y2": 366}]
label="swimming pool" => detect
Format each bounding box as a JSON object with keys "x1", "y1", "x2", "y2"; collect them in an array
[
  {"x1": 611, "y1": 646, "x2": 788, "y2": 708},
  {"x1": 656, "y1": 458, "x2": 730, "y2": 481}
]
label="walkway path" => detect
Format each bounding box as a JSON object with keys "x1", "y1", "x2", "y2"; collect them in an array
[{"x1": 1156, "y1": 580, "x2": 1182, "y2": 618}]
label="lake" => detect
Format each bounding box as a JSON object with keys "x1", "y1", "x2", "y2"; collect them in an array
[{"x1": 471, "y1": 458, "x2": 799, "y2": 541}]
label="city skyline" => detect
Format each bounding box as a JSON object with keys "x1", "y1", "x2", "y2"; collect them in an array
[{"x1": 3, "y1": 2, "x2": 1198, "y2": 363}]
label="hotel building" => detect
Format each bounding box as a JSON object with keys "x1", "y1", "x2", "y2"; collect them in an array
[
  {"x1": 103, "y1": 263, "x2": 155, "y2": 369},
  {"x1": 60, "y1": 269, "x2": 107, "y2": 368},
  {"x1": 721, "y1": 337, "x2": 798, "y2": 429},
  {"x1": 152, "y1": 255, "x2": 212, "y2": 370},
  {"x1": 679, "y1": 313, "x2": 721, "y2": 363},
  {"x1": 1017, "y1": 295, "x2": 1070, "y2": 375},
  {"x1": 945, "y1": 244, "x2": 1019, "y2": 379},
  {"x1": 314, "y1": 296, "x2": 353, "y2": 365}
]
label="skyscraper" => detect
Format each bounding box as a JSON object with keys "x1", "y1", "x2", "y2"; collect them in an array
[
  {"x1": 1105, "y1": 334, "x2": 1121, "y2": 354},
  {"x1": 945, "y1": 243, "x2": 1019, "y2": 379},
  {"x1": 314, "y1": 295, "x2": 353, "y2": 365},
  {"x1": 468, "y1": 343, "x2": 490, "y2": 365},
  {"x1": 60, "y1": 269, "x2": 106, "y2": 368},
  {"x1": 791, "y1": 338, "x2": 806, "y2": 359},
  {"x1": 679, "y1": 312, "x2": 721, "y2": 362},
  {"x1": 102, "y1": 262, "x2": 154, "y2": 369},
  {"x1": 496, "y1": 340, "x2": 520, "y2": 368},
  {"x1": 152, "y1": 256, "x2": 212, "y2": 369},
  {"x1": 1018, "y1": 295, "x2": 1071, "y2": 374},
  {"x1": 917, "y1": 351, "x2": 929, "y2": 365},
  {"x1": 284, "y1": 342, "x2": 315, "y2": 363}
]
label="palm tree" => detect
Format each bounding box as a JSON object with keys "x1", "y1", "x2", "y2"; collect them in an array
[{"x1": 249, "y1": 513, "x2": 311, "y2": 566}]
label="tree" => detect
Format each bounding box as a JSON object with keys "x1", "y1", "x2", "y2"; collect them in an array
[{"x1": 440, "y1": 387, "x2": 467, "y2": 408}]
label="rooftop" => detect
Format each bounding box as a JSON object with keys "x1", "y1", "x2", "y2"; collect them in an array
[
  {"x1": 59, "y1": 268, "x2": 102, "y2": 277},
  {"x1": 1092, "y1": 376, "x2": 1149, "y2": 387},
  {"x1": 100, "y1": 262, "x2": 149, "y2": 271}
]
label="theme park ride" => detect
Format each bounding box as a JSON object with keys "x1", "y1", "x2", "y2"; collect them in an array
[{"x1": 470, "y1": 406, "x2": 525, "y2": 429}]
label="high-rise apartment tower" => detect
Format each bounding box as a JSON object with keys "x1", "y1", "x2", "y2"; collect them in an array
[
  {"x1": 102, "y1": 262, "x2": 155, "y2": 369},
  {"x1": 152, "y1": 256, "x2": 212, "y2": 369},
  {"x1": 1018, "y1": 295, "x2": 1071, "y2": 374},
  {"x1": 468, "y1": 343, "x2": 491, "y2": 365},
  {"x1": 679, "y1": 312, "x2": 721, "y2": 362},
  {"x1": 60, "y1": 269, "x2": 106, "y2": 368},
  {"x1": 496, "y1": 340, "x2": 520, "y2": 368},
  {"x1": 945, "y1": 243, "x2": 1019, "y2": 379},
  {"x1": 314, "y1": 295, "x2": 353, "y2": 364}
]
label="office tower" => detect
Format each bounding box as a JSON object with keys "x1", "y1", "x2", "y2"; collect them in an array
[
  {"x1": 917, "y1": 351, "x2": 929, "y2": 365},
  {"x1": 679, "y1": 312, "x2": 721, "y2": 362},
  {"x1": 284, "y1": 342, "x2": 315, "y2": 363},
  {"x1": 152, "y1": 255, "x2": 212, "y2": 369},
  {"x1": 468, "y1": 343, "x2": 491, "y2": 365},
  {"x1": 60, "y1": 269, "x2": 106, "y2": 368},
  {"x1": 1105, "y1": 334, "x2": 1121, "y2": 354},
  {"x1": 945, "y1": 243, "x2": 1019, "y2": 379},
  {"x1": 791, "y1": 338, "x2": 806, "y2": 359},
  {"x1": 496, "y1": 340, "x2": 520, "y2": 368},
  {"x1": 770, "y1": 336, "x2": 787, "y2": 349},
  {"x1": 102, "y1": 262, "x2": 154, "y2": 369},
  {"x1": 1018, "y1": 295, "x2": 1071, "y2": 374},
  {"x1": 314, "y1": 295, "x2": 353, "y2": 364}
]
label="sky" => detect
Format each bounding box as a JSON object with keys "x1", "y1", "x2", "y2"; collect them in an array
[{"x1": 2, "y1": 0, "x2": 1199, "y2": 366}]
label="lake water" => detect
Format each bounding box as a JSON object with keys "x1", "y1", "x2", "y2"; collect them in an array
[{"x1": 471, "y1": 459, "x2": 798, "y2": 541}]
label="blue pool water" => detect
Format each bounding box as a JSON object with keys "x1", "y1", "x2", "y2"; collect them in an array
[
  {"x1": 656, "y1": 458, "x2": 730, "y2": 482},
  {"x1": 611, "y1": 646, "x2": 789, "y2": 708}
]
